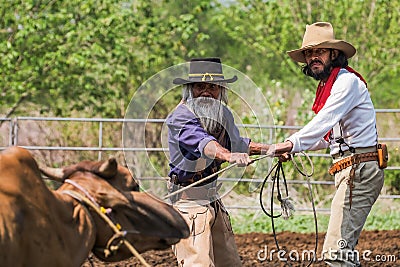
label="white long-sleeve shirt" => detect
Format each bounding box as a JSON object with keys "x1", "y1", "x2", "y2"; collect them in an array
[{"x1": 287, "y1": 68, "x2": 377, "y2": 155}]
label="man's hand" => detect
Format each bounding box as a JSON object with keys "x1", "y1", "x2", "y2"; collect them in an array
[
  {"x1": 278, "y1": 153, "x2": 292, "y2": 162},
  {"x1": 229, "y1": 152, "x2": 252, "y2": 167},
  {"x1": 270, "y1": 141, "x2": 294, "y2": 157},
  {"x1": 204, "y1": 140, "x2": 251, "y2": 166}
]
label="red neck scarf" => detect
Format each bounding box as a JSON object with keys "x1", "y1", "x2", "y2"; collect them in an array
[{"x1": 311, "y1": 66, "x2": 367, "y2": 140}]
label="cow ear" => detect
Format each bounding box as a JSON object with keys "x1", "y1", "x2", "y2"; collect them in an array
[{"x1": 96, "y1": 158, "x2": 118, "y2": 179}]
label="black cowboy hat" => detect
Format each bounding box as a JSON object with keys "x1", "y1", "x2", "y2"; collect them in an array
[{"x1": 173, "y1": 57, "x2": 238, "y2": 85}]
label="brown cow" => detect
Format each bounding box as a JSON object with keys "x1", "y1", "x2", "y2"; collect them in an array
[{"x1": 0, "y1": 146, "x2": 188, "y2": 267}]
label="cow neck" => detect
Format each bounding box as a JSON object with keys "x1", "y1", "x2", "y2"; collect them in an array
[{"x1": 61, "y1": 188, "x2": 149, "y2": 266}]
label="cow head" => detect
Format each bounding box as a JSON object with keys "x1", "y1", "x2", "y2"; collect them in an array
[{"x1": 41, "y1": 158, "x2": 189, "y2": 262}]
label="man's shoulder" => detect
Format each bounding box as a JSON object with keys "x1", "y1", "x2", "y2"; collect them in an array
[
  {"x1": 220, "y1": 104, "x2": 235, "y2": 122},
  {"x1": 222, "y1": 104, "x2": 233, "y2": 114},
  {"x1": 167, "y1": 104, "x2": 196, "y2": 124},
  {"x1": 337, "y1": 68, "x2": 366, "y2": 87},
  {"x1": 338, "y1": 68, "x2": 360, "y2": 80},
  {"x1": 170, "y1": 103, "x2": 192, "y2": 116}
]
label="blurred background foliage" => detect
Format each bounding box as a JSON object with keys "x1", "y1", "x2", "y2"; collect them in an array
[
  {"x1": 1, "y1": 0, "x2": 399, "y2": 118},
  {"x1": 1, "y1": 0, "x2": 399, "y2": 193}
]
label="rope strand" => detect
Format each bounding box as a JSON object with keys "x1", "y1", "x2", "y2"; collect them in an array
[
  {"x1": 163, "y1": 154, "x2": 271, "y2": 200},
  {"x1": 259, "y1": 153, "x2": 318, "y2": 267},
  {"x1": 292, "y1": 153, "x2": 318, "y2": 267}
]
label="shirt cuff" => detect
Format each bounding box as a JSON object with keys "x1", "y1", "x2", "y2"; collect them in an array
[
  {"x1": 286, "y1": 136, "x2": 299, "y2": 153},
  {"x1": 198, "y1": 136, "x2": 217, "y2": 158},
  {"x1": 237, "y1": 137, "x2": 251, "y2": 153}
]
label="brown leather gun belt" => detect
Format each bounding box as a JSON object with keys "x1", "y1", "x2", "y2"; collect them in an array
[{"x1": 328, "y1": 152, "x2": 378, "y2": 175}]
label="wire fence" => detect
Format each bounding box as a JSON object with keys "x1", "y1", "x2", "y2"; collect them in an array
[{"x1": 1, "y1": 110, "x2": 399, "y2": 213}]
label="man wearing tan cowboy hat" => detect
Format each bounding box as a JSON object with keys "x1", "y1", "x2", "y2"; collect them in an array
[
  {"x1": 166, "y1": 57, "x2": 271, "y2": 266},
  {"x1": 269, "y1": 22, "x2": 384, "y2": 266}
]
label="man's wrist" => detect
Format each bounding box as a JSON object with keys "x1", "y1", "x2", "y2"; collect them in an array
[
  {"x1": 204, "y1": 140, "x2": 231, "y2": 161},
  {"x1": 249, "y1": 142, "x2": 271, "y2": 155},
  {"x1": 277, "y1": 141, "x2": 293, "y2": 155}
]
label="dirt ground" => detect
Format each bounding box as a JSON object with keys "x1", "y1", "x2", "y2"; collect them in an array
[{"x1": 82, "y1": 230, "x2": 400, "y2": 267}]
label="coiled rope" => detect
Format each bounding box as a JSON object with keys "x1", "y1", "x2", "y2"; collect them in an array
[{"x1": 259, "y1": 152, "x2": 318, "y2": 267}]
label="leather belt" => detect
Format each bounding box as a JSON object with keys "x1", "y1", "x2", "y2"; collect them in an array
[
  {"x1": 328, "y1": 152, "x2": 378, "y2": 175},
  {"x1": 170, "y1": 166, "x2": 219, "y2": 187},
  {"x1": 180, "y1": 185, "x2": 220, "y2": 200},
  {"x1": 169, "y1": 174, "x2": 220, "y2": 201}
]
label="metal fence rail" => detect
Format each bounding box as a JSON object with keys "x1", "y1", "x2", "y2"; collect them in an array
[{"x1": 1, "y1": 111, "x2": 399, "y2": 212}]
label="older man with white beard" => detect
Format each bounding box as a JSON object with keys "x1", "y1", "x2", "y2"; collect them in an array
[{"x1": 166, "y1": 58, "x2": 271, "y2": 267}]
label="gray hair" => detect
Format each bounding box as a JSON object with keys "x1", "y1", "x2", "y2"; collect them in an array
[{"x1": 182, "y1": 83, "x2": 228, "y2": 104}]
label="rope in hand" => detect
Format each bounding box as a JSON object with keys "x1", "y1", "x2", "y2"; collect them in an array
[
  {"x1": 259, "y1": 152, "x2": 318, "y2": 267},
  {"x1": 163, "y1": 154, "x2": 271, "y2": 201}
]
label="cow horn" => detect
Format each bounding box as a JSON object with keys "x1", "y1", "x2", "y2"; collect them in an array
[
  {"x1": 97, "y1": 158, "x2": 118, "y2": 179},
  {"x1": 40, "y1": 166, "x2": 65, "y2": 182}
]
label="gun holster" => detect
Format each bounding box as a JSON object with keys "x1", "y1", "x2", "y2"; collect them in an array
[{"x1": 377, "y1": 143, "x2": 389, "y2": 169}]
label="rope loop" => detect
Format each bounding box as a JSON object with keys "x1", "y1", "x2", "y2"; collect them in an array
[{"x1": 290, "y1": 152, "x2": 314, "y2": 177}]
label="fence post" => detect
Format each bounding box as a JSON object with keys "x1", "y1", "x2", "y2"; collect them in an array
[
  {"x1": 10, "y1": 118, "x2": 18, "y2": 146},
  {"x1": 98, "y1": 121, "x2": 103, "y2": 161}
]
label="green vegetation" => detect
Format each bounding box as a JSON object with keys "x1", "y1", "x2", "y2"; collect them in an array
[
  {"x1": 231, "y1": 211, "x2": 329, "y2": 234},
  {"x1": 231, "y1": 208, "x2": 400, "y2": 234},
  {"x1": 1, "y1": 0, "x2": 399, "y2": 118}
]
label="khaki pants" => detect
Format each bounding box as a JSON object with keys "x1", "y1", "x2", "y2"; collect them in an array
[
  {"x1": 172, "y1": 198, "x2": 242, "y2": 267},
  {"x1": 323, "y1": 152, "x2": 384, "y2": 266}
]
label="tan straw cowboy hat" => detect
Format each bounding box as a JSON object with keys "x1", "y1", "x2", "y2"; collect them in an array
[{"x1": 287, "y1": 22, "x2": 356, "y2": 63}]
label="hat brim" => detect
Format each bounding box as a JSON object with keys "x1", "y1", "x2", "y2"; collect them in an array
[
  {"x1": 173, "y1": 75, "x2": 238, "y2": 85},
  {"x1": 287, "y1": 40, "x2": 356, "y2": 63}
]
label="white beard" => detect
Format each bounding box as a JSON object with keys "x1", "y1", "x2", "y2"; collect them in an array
[{"x1": 186, "y1": 97, "x2": 226, "y2": 138}]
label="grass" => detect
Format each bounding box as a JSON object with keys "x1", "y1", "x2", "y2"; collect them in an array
[
  {"x1": 231, "y1": 209, "x2": 400, "y2": 234},
  {"x1": 231, "y1": 211, "x2": 329, "y2": 234}
]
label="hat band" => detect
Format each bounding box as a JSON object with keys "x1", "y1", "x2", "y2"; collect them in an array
[{"x1": 189, "y1": 73, "x2": 224, "y2": 81}]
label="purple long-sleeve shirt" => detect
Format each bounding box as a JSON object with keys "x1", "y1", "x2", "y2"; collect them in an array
[{"x1": 167, "y1": 103, "x2": 250, "y2": 184}]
